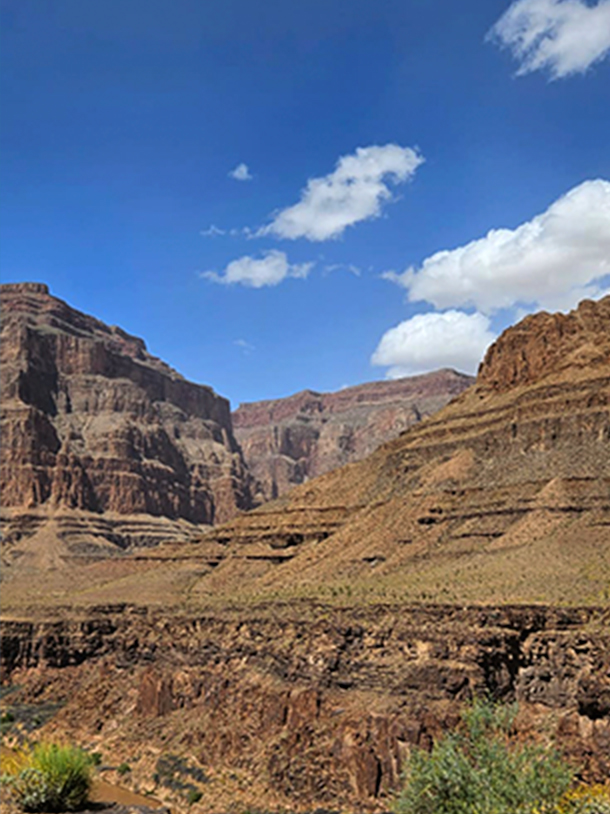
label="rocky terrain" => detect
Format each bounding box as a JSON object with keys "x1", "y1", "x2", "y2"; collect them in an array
[
  {"x1": 2, "y1": 294, "x2": 610, "y2": 812},
  {"x1": 0, "y1": 283, "x2": 253, "y2": 561},
  {"x1": 2, "y1": 603, "x2": 609, "y2": 812},
  {"x1": 233, "y1": 371, "x2": 473, "y2": 502}
]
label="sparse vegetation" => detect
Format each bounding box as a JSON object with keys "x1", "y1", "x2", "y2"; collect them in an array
[
  {"x1": 186, "y1": 787, "x2": 203, "y2": 805},
  {"x1": 116, "y1": 761, "x2": 131, "y2": 776},
  {"x1": 154, "y1": 753, "x2": 208, "y2": 803},
  {"x1": 0, "y1": 742, "x2": 94, "y2": 812},
  {"x1": 393, "y1": 697, "x2": 574, "y2": 814}
]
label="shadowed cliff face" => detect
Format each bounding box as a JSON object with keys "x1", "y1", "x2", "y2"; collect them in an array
[
  {"x1": 233, "y1": 371, "x2": 474, "y2": 502},
  {"x1": 0, "y1": 283, "x2": 253, "y2": 554}
]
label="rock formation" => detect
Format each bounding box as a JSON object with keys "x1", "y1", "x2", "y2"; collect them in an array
[
  {"x1": 2, "y1": 295, "x2": 609, "y2": 813},
  {"x1": 192, "y1": 296, "x2": 610, "y2": 607},
  {"x1": 233, "y1": 371, "x2": 473, "y2": 502},
  {"x1": 0, "y1": 283, "x2": 252, "y2": 558},
  {"x1": 2, "y1": 603, "x2": 609, "y2": 811}
]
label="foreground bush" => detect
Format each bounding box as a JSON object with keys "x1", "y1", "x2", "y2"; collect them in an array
[
  {"x1": 1, "y1": 742, "x2": 94, "y2": 812},
  {"x1": 393, "y1": 698, "x2": 574, "y2": 814}
]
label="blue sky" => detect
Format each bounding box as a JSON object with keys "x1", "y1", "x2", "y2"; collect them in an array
[{"x1": 2, "y1": 0, "x2": 609, "y2": 406}]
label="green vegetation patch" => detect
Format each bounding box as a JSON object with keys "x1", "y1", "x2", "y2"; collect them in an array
[
  {"x1": 393, "y1": 698, "x2": 610, "y2": 814},
  {"x1": 0, "y1": 742, "x2": 94, "y2": 812}
]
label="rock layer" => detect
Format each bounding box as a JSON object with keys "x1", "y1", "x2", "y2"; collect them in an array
[
  {"x1": 0, "y1": 283, "x2": 252, "y2": 555},
  {"x1": 188, "y1": 297, "x2": 610, "y2": 607},
  {"x1": 2, "y1": 603, "x2": 609, "y2": 811},
  {"x1": 233, "y1": 371, "x2": 473, "y2": 502}
]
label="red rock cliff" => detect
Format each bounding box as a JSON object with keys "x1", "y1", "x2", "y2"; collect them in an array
[
  {"x1": 0, "y1": 283, "x2": 253, "y2": 548},
  {"x1": 233, "y1": 371, "x2": 473, "y2": 501}
]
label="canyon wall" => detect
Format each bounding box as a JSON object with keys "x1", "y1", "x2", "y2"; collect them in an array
[
  {"x1": 233, "y1": 371, "x2": 473, "y2": 502},
  {"x1": 2, "y1": 604, "x2": 609, "y2": 811},
  {"x1": 0, "y1": 283, "x2": 253, "y2": 554}
]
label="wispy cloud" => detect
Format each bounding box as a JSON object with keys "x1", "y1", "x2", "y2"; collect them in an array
[
  {"x1": 258, "y1": 144, "x2": 424, "y2": 242},
  {"x1": 489, "y1": 0, "x2": 610, "y2": 79},
  {"x1": 201, "y1": 250, "x2": 313, "y2": 288},
  {"x1": 385, "y1": 179, "x2": 610, "y2": 314},
  {"x1": 234, "y1": 338, "x2": 255, "y2": 355},
  {"x1": 228, "y1": 162, "x2": 253, "y2": 181},
  {"x1": 200, "y1": 224, "x2": 226, "y2": 237},
  {"x1": 323, "y1": 263, "x2": 362, "y2": 276}
]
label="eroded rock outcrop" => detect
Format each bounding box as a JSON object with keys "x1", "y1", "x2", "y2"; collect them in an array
[
  {"x1": 233, "y1": 371, "x2": 473, "y2": 502},
  {"x1": 0, "y1": 283, "x2": 253, "y2": 556},
  {"x1": 2, "y1": 604, "x2": 609, "y2": 811}
]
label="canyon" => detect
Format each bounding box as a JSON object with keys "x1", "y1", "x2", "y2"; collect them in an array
[
  {"x1": 233, "y1": 371, "x2": 473, "y2": 503},
  {"x1": 1, "y1": 288, "x2": 610, "y2": 812}
]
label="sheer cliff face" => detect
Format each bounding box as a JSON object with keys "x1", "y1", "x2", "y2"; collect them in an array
[
  {"x1": 0, "y1": 283, "x2": 252, "y2": 550},
  {"x1": 233, "y1": 371, "x2": 474, "y2": 502}
]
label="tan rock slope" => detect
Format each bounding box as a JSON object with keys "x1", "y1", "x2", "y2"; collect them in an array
[
  {"x1": 233, "y1": 371, "x2": 473, "y2": 502},
  {"x1": 0, "y1": 283, "x2": 253, "y2": 563},
  {"x1": 184, "y1": 295, "x2": 610, "y2": 607}
]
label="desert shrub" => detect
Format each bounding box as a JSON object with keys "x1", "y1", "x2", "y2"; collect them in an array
[
  {"x1": 393, "y1": 697, "x2": 573, "y2": 814},
  {"x1": 117, "y1": 762, "x2": 131, "y2": 776},
  {"x1": 559, "y1": 784, "x2": 610, "y2": 813},
  {"x1": 0, "y1": 742, "x2": 93, "y2": 812},
  {"x1": 186, "y1": 788, "x2": 203, "y2": 805}
]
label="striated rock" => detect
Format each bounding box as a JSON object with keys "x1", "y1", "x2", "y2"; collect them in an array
[
  {"x1": 233, "y1": 371, "x2": 473, "y2": 502},
  {"x1": 0, "y1": 283, "x2": 253, "y2": 557},
  {"x1": 193, "y1": 296, "x2": 610, "y2": 607},
  {"x1": 478, "y1": 297, "x2": 610, "y2": 392},
  {"x1": 2, "y1": 604, "x2": 609, "y2": 811},
  {"x1": 1, "y1": 295, "x2": 610, "y2": 812}
]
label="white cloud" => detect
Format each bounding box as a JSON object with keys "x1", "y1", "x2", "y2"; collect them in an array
[
  {"x1": 372, "y1": 311, "x2": 496, "y2": 378},
  {"x1": 489, "y1": 0, "x2": 610, "y2": 78},
  {"x1": 229, "y1": 163, "x2": 253, "y2": 181},
  {"x1": 386, "y1": 179, "x2": 610, "y2": 314},
  {"x1": 201, "y1": 250, "x2": 313, "y2": 288},
  {"x1": 259, "y1": 144, "x2": 424, "y2": 241},
  {"x1": 324, "y1": 263, "x2": 362, "y2": 276},
  {"x1": 200, "y1": 224, "x2": 226, "y2": 237}
]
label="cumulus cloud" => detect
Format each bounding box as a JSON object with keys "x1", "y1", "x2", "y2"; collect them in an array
[
  {"x1": 259, "y1": 144, "x2": 424, "y2": 241},
  {"x1": 201, "y1": 250, "x2": 313, "y2": 288},
  {"x1": 372, "y1": 311, "x2": 496, "y2": 378},
  {"x1": 489, "y1": 0, "x2": 610, "y2": 78},
  {"x1": 386, "y1": 179, "x2": 610, "y2": 314},
  {"x1": 229, "y1": 163, "x2": 253, "y2": 181}
]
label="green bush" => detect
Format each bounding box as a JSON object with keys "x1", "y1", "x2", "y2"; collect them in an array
[
  {"x1": 186, "y1": 788, "x2": 203, "y2": 805},
  {"x1": 117, "y1": 762, "x2": 131, "y2": 776},
  {"x1": 0, "y1": 742, "x2": 93, "y2": 812},
  {"x1": 393, "y1": 698, "x2": 573, "y2": 814}
]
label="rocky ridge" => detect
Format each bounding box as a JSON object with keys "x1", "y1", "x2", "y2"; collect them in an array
[
  {"x1": 0, "y1": 282, "x2": 253, "y2": 558},
  {"x1": 233, "y1": 371, "x2": 473, "y2": 502},
  {"x1": 185, "y1": 296, "x2": 610, "y2": 606}
]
